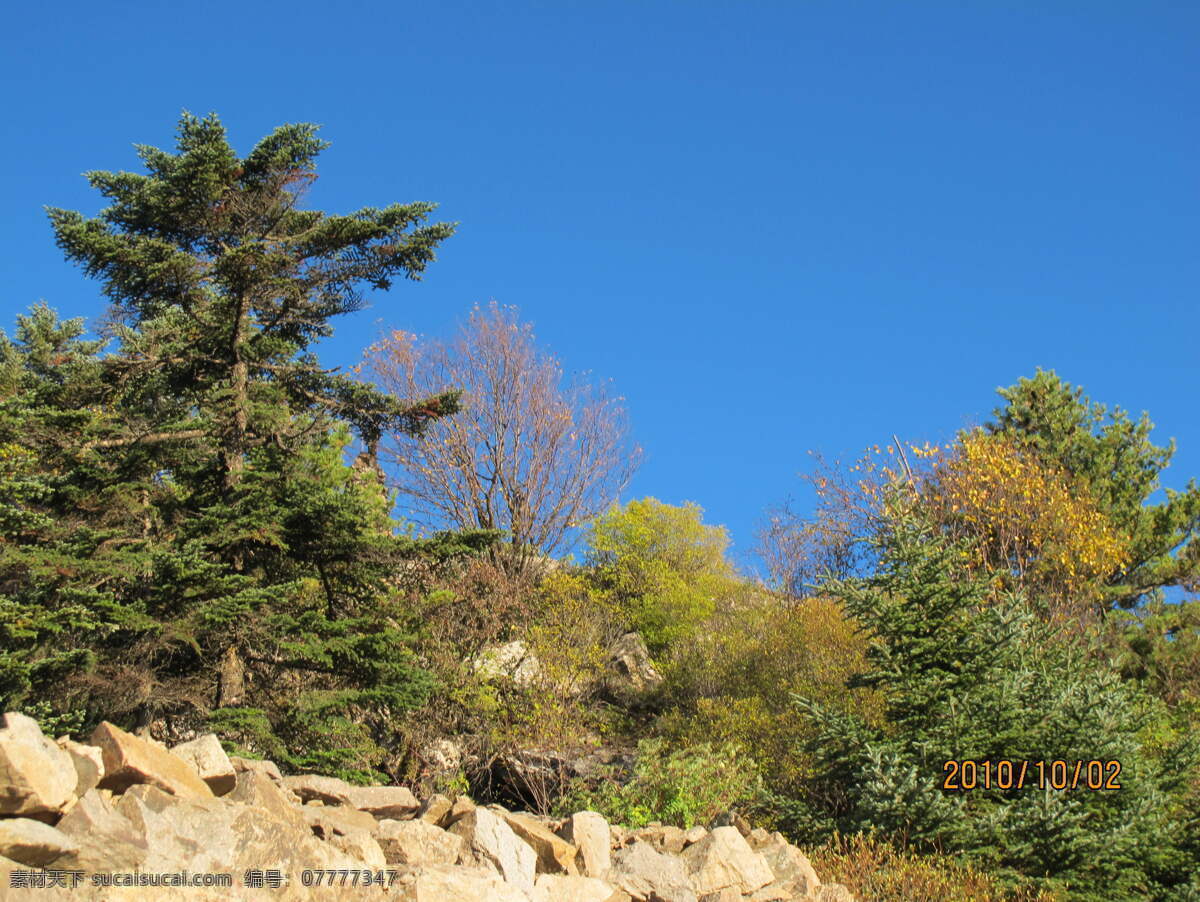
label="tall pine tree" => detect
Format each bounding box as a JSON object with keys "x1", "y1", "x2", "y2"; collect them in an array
[{"x1": 21, "y1": 112, "x2": 488, "y2": 779}]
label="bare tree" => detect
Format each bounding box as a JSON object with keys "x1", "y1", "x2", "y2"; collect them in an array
[{"x1": 366, "y1": 302, "x2": 641, "y2": 573}]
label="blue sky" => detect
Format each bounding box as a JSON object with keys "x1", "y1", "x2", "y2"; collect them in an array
[{"x1": 4, "y1": 1, "x2": 1197, "y2": 572}]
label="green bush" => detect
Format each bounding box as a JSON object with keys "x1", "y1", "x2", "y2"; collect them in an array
[{"x1": 558, "y1": 737, "x2": 764, "y2": 829}]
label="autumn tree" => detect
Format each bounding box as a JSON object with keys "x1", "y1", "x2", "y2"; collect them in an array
[{"x1": 367, "y1": 302, "x2": 641, "y2": 573}]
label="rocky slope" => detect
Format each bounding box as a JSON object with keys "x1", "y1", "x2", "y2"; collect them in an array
[{"x1": 0, "y1": 712, "x2": 855, "y2": 901}]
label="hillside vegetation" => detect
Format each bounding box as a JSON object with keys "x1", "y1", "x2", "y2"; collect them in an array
[{"x1": 3, "y1": 113, "x2": 1198, "y2": 901}]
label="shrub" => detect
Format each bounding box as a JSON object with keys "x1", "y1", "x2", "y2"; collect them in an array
[{"x1": 558, "y1": 737, "x2": 764, "y2": 829}]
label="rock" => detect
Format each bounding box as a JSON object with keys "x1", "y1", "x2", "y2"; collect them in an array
[
  {"x1": 329, "y1": 829, "x2": 386, "y2": 868},
  {"x1": 474, "y1": 640, "x2": 541, "y2": 687},
  {"x1": 423, "y1": 737, "x2": 463, "y2": 774},
  {"x1": 603, "y1": 633, "x2": 663, "y2": 701},
  {"x1": 300, "y1": 803, "x2": 379, "y2": 838},
  {"x1": 681, "y1": 826, "x2": 774, "y2": 896},
  {"x1": 816, "y1": 885, "x2": 857, "y2": 902},
  {"x1": 708, "y1": 810, "x2": 751, "y2": 837},
  {"x1": 418, "y1": 792, "x2": 453, "y2": 824},
  {"x1": 229, "y1": 754, "x2": 285, "y2": 783},
  {"x1": 377, "y1": 818, "x2": 465, "y2": 867},
  {"x1": 748, "y1": 882, "x2": 796, "y2": 901},
  {"x1": 225, "y1": 769, "x2": 309, "y2": 834},
  {"x1": 559, "y1": 810, "x2": 612, "y2": 878},
  {"x1": 0, "y1": 712, "x2": 78, "y2": 820},
  {"x1": 449, "y1": 805, "x2": 538, "y2": 892},
  {"x1": 345, "y1": 783, "x2": 420, "y2": 819},
  {"x1": 55, "y1": 738, "x2": 105, "y2": 799},
  {"x1": 53, "y1": 788, "x2": 148, "y2": 871},
  {"x1": 635, "y1": 824, "x2": 687, "y2": 854},
  {"x1": 497, "y1": 808, "x2": 579, "y2": 874},
  {"x1": 444, "y1": 794, "x2": 477, "y2": 826},
  {"x1": 683, "y1": 826, "x2": 707, "y2": 847},
  {"x1": 0, "y1": 818, "x2": 79, "y2": 867},
  {"x1": 755, "y1": 834, "x2": 821, "y2": 898},
  {"x1": 820, "y1": 882, "x2": 859, "y2": 897},
  {"x1": 607, "y1": 839, "x2": 697, "y2": 902},
  {"x1": 698, "y1": 890, "x2": 742, "y2": 902},
  {"x1": 390, "y1": 864, "x2": 540, "y2": 901},
  {"x1": 170, "y1": 733, "x2": 236, "y2": 795},
  {"x1": 284, "y1": 772, "x2": 355, "y2": 806},
  {"x1": 90, "y1": 721, "x2": 214, "y2": 800},
  {"x1": 536, "y1": 873, "x2": 622, "y2": 902}
]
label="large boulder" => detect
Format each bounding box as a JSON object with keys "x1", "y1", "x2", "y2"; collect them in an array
[
  {"x1": 535, "y1": 873, "x2": 622, "y2": 902},
  {"x1": 0, "y1": 712, "x2": 78, "y2": 820},
  {"x1": 300, "y1": 803, "x2": 379, "y2": 839},
  {"x1": 169, "y1": 734, "x2": 236, "y2": 795},
  {"x1": 449, "y1": 805, "x2": 538, "y2": 892},
  {"x1": 345, "y1": 784, "x2": 420, "y2": 819},
  {"x1": 497, "y1": 808, "x2": 579, "y2": 874},
  {"x1": 390, "y1": 864, "x2": 540, "y2": 901},
  {"x1": 90, "y1": 721, "x2": 214, "y2": 800},
  {"x1": 55, "y1": 738, "x2": 105, "y2": 799},
  {"x1": 474, "y1": 640, "x2": 542, "y2": 687},
  {"x1": 225, "y1": 769, "x2": 309, "y2": 834},
  {"x1": 377, "y1": 817, "x2": 465, "y2": 867},
  {"x1": 283, "y1": 773, "x2": 355, "y2": 806},
  {"x1": 753, "y1": 833, "x2": 821, "y2": 898},
  {"x1": 559, "y1": 810, "x2": 612, "y2": 878},
  {"x1": 0, "y1": 818, "x2": 79, "y2": 867},
  {"x1": 417, "y1": 792, "x2": 454, "y2": 824},
  {"x1": 607, "y1": 839, "x2": 697, "y2": 902},
  {"x1": 54, "y1": 788, "x2": 149, "y2": 871},
  {"x1": 681, "y1": 826, "x2": 774, "y2": 897},
  {"x1": 602, "y1": 633, "x2": 663, "y2": 702}
]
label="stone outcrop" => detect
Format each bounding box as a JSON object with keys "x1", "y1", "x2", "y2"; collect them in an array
[
  {"x1": 602, "y1": 632, "x2": 664, "y2": 703},
  {"x1": 0, "y1": 711, "x2": 856, "y2": 901}
]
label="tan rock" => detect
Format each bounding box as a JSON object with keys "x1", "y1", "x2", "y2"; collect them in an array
[
  {"x1": 536, "y1": 873, "x2": 622, "y2": 902},
  {"x1": 170, "y1": 734, "x2": 236, "y2": 795},
  {"x1": 417, "y1": 792, "x2": 453, "y2": 824},
  {"x1": 756, "y1": 835, "x2": 821, "y2": 898},
  {"x1": 55, "y1": 738, "x2": 105, "y2": 799},
  {"x1": 90, "y1": 721, "x2": 213, "y2": 800},
  {"x1": 683, "y1": 826, "x2": 708, "y2": 847},
  {"x1": 635, "y1": 823, "x2": 686, "y2": 854},
  {"x1": 377, "y1": 817, "x2": 465, "y2": 867},
  {"x1": 284, "y1": 773, "x2": 354, "y2": 806},
  {"x1": 53, "y1": 788, "x2": 148, "y2": 871},
  {"x1": 0, "y1": 818, "x2": 79, "y2": 867},
  {"x1": 330, "y1": 829, "x2": 386, "y2": 868},
  {"x1": 229, "y1": 754, "x2": 285, "y2": 783},
  {"x1": 559, "y1": 810, "x2": 612, "y2": 878},
  {"x1": 497, "y1": 808, "x2": 579, "y2": 874},
  {"x1": 817, "y1": 885, "x2": 857, "y2": 902},
  {"x1": 301, "y1": 803, "x2": 379, "y2": 838},
  {"x1": 0, "y1": 712, "x2": 78, "y2": 820},
  {"x1": 607, "y1": 839, "x2": 697, "y2": 902},
  {"x1": 449, "y1": 806, "x2": 537, "y2": 892},
  {"x1": 444, "y1": 793, "x2": 476, "y2": 826},
  {"x1": 345, "y1": 783, "x2": 419, "y2": 819},
  {"x1": 748, "y1": 881, "x2": 796, "y2": 901},
  {"x1": 681, "y1": 826, "x2": 774, "y2": 896},
  {"x1": 699, "y1": 890, "x2": 742, "y2": 902},
  {"x1": 389, "y1": 864, "x2": 539, "y2": 901},
  {"x1": 225, "y1": 769, "x2": 308, "y2": 834}
]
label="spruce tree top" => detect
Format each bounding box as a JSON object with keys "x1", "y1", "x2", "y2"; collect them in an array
[{"x1": 47, "y1": 112, "x2": 458, "y2": 477}]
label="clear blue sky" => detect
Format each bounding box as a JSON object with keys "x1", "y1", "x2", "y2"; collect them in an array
[{"x1": 4, "y1": 1, "x2": 1197, "y2": 572}]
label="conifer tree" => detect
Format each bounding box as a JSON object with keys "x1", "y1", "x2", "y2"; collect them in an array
[
  {"x1": 18, "y1": 112, "x2": 487, "y2": 778},
  {"x1": 793, "y1": 491, "x2": 1198, "y2": 900}
]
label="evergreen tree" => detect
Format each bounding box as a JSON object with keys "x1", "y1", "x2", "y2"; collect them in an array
[
  {"x1": 792, "y1": 492, "x2": 1198, "y2": 900},
  {"x1": 13, "y1": 112, "x2": 488, "y2": 779},
  {"x1": 988, "y1": 369, "x2": 1200, "y2": 610}
]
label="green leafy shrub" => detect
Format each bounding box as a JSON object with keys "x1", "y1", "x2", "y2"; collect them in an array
[{"x1": 559, "y1": 738, "x2": 764, "y2": 829}]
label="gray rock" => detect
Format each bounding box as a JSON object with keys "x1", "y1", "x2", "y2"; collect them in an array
[
  {"x1": 680, "y1": 826, "x2": 774, "y2": 897},
  {"x1": 607, "y1": 839, "x2": 697, "y2": 902},
  {"x1": 449, "y1": 805, "x2": 538, "y2": 892}
]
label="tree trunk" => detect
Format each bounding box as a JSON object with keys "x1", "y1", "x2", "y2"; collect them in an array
[{"x1": 217, "y1": 645, "x2": 245, "y2": 707}]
